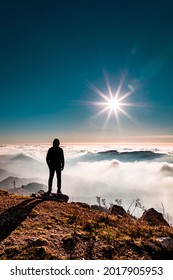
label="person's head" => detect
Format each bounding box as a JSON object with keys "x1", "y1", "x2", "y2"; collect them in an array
[{"x1": 53, "y1": 138, "x2": 60, "y2": 147}]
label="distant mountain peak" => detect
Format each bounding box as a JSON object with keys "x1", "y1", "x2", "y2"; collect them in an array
[{"x1": 11, "y1": 154, "x2": 34, "y2": 161}]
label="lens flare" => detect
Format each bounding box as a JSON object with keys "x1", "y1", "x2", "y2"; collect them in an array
[
  {"x1": 87, "y1": 73, "x2": 138, "y2": 126},
  {"x1": 108, "y1": 98, "x2": 120, "y2": 110}
]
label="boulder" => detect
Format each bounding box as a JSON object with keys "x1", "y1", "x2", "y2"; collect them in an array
[
  {"x1": 91, "y1": 205, "x2": 107, "y2": 212},
  {"x1": 56, "y1": 193, "x2": 69, "y2": 202},
  {"x1": 111, "y1": 204, "x2": 126, "y2": 217},
  {"x1": 156, "y1": 237, "x2": 173, "y2": 251},
  {"x1": 139, "y1": 208, "x2": 169, "y2": 226},
  {"x1": 31, "y1": 190, "x2": 69, "y2": 202}
]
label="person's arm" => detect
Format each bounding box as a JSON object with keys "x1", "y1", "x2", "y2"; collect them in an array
[
  {"x1": 46, "y1": 149, "x2": 50, "y2": 167},
  {"x1": 61, "y1": 149, "x2": 65, "y2": 170}
]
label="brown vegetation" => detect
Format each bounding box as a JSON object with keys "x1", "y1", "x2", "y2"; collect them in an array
[{"x1": 0, "y1": 189, "x2": 173, "y2": 260}]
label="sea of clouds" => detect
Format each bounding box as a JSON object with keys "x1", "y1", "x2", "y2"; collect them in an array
[{"x1": 0, "y1": 143, "x2": 173, "y2": 221}]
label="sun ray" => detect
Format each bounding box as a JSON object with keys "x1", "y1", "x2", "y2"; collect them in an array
[
  {"x1": 87, "y1": 74, "x2": 141, "y2": 127},
  {"x1": 118, "y1": 90, "x2": 132, "y2": 102},
  {"x1": 117, "y1": 106, "x2": 139, "y2": 126},
  {"x1": 87, "y1": 82, "x2": 110, "y2": 102},
  {"x1": 115, "y1": 70, "x2": 128, "y2": 99},
  {"x1": 94, "y1": 105, "x2": 110, "y2": 117},
  {"x1": 104, "y1": 72, "x2": 114, "y2": 100}
]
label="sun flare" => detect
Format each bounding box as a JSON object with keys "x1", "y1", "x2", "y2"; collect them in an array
[
  {"x1": 87, "y1": 74, "x2": 137, "y2": 126},
  {"x1": 107, "y1": 97, "x2": 121, "y2": 111}
]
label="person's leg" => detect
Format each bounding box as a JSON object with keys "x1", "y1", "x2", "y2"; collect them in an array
[
  {"x1": 56, "y1": 170, "x2": 62, "y2": 193},
  {"x1": 48, "y1": 168, "x2": 55, "y2": 193}
]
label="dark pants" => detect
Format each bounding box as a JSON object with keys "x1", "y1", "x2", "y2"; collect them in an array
[{"x1": 48, "y1": 168, "x2": 61, "y2": 193}]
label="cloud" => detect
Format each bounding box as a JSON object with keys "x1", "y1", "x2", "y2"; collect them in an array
[
  {"x1": 1, "y1": 144, "x2": 173, "y2": 221},
  {"x1": 63, "y1": 159, "x2": 173, "y2": 220},
  {"x1": 160, "y1": 163, "x2": 173, "y2": 176}
]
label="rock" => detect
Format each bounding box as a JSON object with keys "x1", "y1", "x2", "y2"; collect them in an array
[
  {"x1": 31, "y1": 190, "x2": 69, "y2": 202},
  {"x1": 139, "y1": 208, "x2": 169, "y2": 226},
  {"x1": 56, "y1": 193, "x2": 69, "y2": 202},
  {"x1": 111, "y1": 204, "x2": 126, "y2": 217},
  {"x1": 156, "y1": 237, "x2": 173, "y2": 251},
  {"x1": 91, "y1": 205, "x2": 107, "y2": 212}
]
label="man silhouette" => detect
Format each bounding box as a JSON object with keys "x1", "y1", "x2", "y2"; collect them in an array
[{"x1": 46, "y1": 139, "x2": 65, "y2": 194}]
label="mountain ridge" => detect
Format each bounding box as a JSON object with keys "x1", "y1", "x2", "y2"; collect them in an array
[{"x1": 0, "y1": 176, "x2": 46, "y2": 190}]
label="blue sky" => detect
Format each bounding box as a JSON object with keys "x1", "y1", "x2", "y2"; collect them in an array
[{"x1": 1, "y1": 0, "x2": 173, "y2": 144}]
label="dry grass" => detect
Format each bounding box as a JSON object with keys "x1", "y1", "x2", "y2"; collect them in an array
[{"x1": 0, "y1": 189, "x2": 173, "y2": 260}]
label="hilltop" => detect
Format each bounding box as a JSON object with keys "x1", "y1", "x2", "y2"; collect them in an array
[{"x1": 0, "y1": 189, "x2": 173, "y2": 260}]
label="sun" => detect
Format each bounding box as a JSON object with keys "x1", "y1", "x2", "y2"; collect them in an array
[
  {"x1": 107, "y1": 97, "x2": 121, "y2": 111},
  {"x1": 99, "y1": 95, "x2": 125, "y2": 119},
  {"x1": 87, "y1": 74, "x2": 137, "y2": 126}
]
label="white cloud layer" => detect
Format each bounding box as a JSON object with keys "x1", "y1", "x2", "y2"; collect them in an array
[{"x1": 0, "y1": 144, "x2": 173, "y2": 222}]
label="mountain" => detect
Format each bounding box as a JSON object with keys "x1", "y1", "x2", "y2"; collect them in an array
[
  {"x1": 0, "y1": 153, "x2": 46, "y2": 178},
  {"x1": 23, "y1": 182, "x2": 47, "y2": 192},
  {"x1": 11, "y1": 153, "x2": 37, "y2": 162},
  {"x1": 0, "y1": 189, "x2": 173, "y2": 260},
  {"x1": 8, "y1": 182, "x2": 47, "y2": 196},
  {"x1": 0, "y1": 176, "x2": 46, "y2": 190},
  {"x1": 0, "y1": 169, "x2": 16, "y2": 181},
  {"x1": 78, "y1": 150, "x2": 173, "y2": 163}
]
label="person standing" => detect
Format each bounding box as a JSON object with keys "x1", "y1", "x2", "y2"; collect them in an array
[{"x1": 46, "y1": 138, "x2": 65, "y2": 194}]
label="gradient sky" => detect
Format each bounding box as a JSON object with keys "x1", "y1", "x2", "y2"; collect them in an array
[{"x1": 1, "y1": 0, "x2": 173, "y2": 144}]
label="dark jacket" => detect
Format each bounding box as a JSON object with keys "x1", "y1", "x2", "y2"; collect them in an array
[{"x1": 46, "y1": 146, "x2": 65, "y2": 170}]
